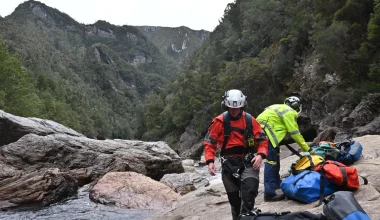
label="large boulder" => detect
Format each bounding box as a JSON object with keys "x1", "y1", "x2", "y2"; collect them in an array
[
  {"x1": 353, "y1": 116, "x2": 380, "y2": 137},
  {"x1": 89, "y1": 172, "x2": 180, "y2": 209},
  {"x1": 177, "y1": 123, "x2": 204, "y2": 159},
  {"x1": 0, "y1": 169, "x2": 77, "y2": 210},
  {"x1": 0, "y1": 133, "x2": 184, "y2": 185},
  {"x1": 349, "y1": 93, "x2": 380, "y2": 127},
  {"x1": 0, "y1": 110, "x2": 83, "y2": 146},
  {"x1": 312, "y1": 93, "x2": 380, "y2": 143}
]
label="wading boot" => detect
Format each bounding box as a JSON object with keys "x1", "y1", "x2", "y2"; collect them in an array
[{"x1": 264, "y1": 193, "x2": 285, "y2": 202}]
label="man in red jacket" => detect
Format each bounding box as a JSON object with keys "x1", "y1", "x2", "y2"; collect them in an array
[{"x1": 204, "y1": 89, "x2": 268, "y2": 220}]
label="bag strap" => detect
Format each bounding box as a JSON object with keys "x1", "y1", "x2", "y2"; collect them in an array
[
  {"x1": 256, "y1": 211, "x2": 291, "y2": 216},
  {"x1": 285, "y1": 144, "x2": 302, "y2": 158},
  {"x1": 317, "y1": 169, "x2": 325, "y2": 207},
  {"x1": 290, "y1": 155, "x2": 315, "y2": 175},
  {"x1": 316, "y1": 161, "x2": 348, "y2": 206},
  {"x1": 360, "y1": 175, "x2": 369, "y2": 185}
]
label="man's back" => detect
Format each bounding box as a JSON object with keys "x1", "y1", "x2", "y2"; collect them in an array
[{"x1": 257, "y1": 104, "x2": 299, "y2": 148}]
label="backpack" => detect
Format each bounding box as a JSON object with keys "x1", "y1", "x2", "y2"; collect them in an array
[
  {"x1": 336, "y1": 140, "x2": 363, "y2": 165},
  {"x1": 280, "y1": 170, "x2": 337, "y2": 204},
  {"x1": 237, "y1": 209, "x2": 322, "y2": 220},
  {"x1": 323, "y1": 191, "x2": 370, "y2": 220},
  {"x1": 314, "y1": 160, "x2": 368, "y2": 191},
  {"x1": 289, "y1": 155, "x2": 325, "y2": 175},
  {"x1": 221, "y1": 111, "x2": 254, "y2": 155},
  {"x1": 312, "y1": 142, "x2": 347, "y2": 161}
]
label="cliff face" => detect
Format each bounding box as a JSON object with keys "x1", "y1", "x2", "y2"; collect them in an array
[{"x1": 137, "y1": 26, "x2": 209, "y2": 65}]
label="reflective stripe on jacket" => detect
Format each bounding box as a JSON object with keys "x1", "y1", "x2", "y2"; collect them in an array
[
  {"x1": 256, "y1": 104, "x2": 309, "y2": 152},
  {"x1": 204, "y1": 111, "x2": 268, "y2": 163}
]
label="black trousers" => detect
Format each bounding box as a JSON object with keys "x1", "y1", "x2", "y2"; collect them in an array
[{"x1": 221, "y1": 157, "x2": 260, "y2": 220}]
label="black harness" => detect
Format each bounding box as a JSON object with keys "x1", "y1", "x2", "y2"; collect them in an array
[{"x1": 221, "y1": 111, "x2": 254, "y2": 156}]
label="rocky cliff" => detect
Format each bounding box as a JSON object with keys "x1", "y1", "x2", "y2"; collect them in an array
[{"x1": 137, "y1": 26, "x2": 209, "y2": 65}]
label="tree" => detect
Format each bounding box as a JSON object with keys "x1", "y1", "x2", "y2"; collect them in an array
[{"x1": 0, "y1": 41, "x2": 41, "y2": 116}]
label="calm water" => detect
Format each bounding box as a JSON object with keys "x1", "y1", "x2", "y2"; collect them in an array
[
  {"x1": 0, "y1": 164, "x2": 219, "y2": 220},
  {"x1": 0, "y1": 186, "x2": 154, "y2": 220}
]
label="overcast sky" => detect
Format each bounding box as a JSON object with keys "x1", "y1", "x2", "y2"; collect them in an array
[{"x1": 0, "y1": 0, "x2": 235, "y2": 31}]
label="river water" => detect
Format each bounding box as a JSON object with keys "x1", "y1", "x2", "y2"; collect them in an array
[
  {"x1": 0, "y1": 165, "x2": 221, "y2": 220},
  {"x1": 0, "y1": 186, "x2": 154, "y2": 220}
]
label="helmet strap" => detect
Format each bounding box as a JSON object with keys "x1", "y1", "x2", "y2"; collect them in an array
[{"x1": 297, "y1": 105, "x2": 302, "y2": 114}]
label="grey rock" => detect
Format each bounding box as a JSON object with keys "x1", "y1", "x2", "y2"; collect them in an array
[
  {"x1": 0, "y1": 133, "x2": 184, "y2": 185},
  {"x1": 354, "y1": 116, "x2": 380, "y2": 137},
  {"x1": 160, "y1": 173, "x2": 209, "y2": 195},
  {"x1": 177, "y1": 123, "x2": 203, "y2": 158},
  {"x1": 350, "y1": 93, "x2": 380, "y2": 127},
  {"x1": 0, "y1": 110, "x2": 83, "y2": 146},
  {"x1": 0, "y1": 169, "x2": 77, "y2": 209}
]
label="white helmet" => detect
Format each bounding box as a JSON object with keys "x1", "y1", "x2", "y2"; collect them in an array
[
  {"x1": 284, "y1": 96, "x2": 301, "y2": 110},
  {"x1": 221, "y1": 89, "x2": 247, "y2": 109}
]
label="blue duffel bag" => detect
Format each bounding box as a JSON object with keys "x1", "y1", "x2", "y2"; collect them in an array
[
  {"x1": 337, "y1": 140, "x2": 363, "y2": 165},
  {"x1": 281, "y1": 170, "x2": 337, "y2": 204}
]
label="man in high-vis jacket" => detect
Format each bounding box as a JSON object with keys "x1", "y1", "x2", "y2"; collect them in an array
[
  {"x1": 257, "y1": 96, "x2": 315, "y2": 202},
  {"x1": 204, "y1": 89, "x2": 268, "y2": 219}
]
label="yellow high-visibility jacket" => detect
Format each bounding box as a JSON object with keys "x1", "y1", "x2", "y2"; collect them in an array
[{"x1": 257, "y1": 104, "x2": 310, "y2": 152}]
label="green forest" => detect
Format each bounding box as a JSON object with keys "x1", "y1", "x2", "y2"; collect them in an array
[
  {"x1": 144, "y1": 0, "x2": 380, "y2": 142},
  {"x1": 0, "y1": 1, "x2": 179, "y2": 139},
  {"x1": 1, "y1": 0, "x2": 380, "y2": 143}
]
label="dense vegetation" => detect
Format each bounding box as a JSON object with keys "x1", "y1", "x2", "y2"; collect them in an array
[
  {"x1": 0, "y1": 1, "x2": 180, "y2": 139},
  {"x1": 144, "y1": 0, "x2": 380, "y2": 142},
  {"x1": 1, "y1": 0, "x2": 380, "y2": 143}
]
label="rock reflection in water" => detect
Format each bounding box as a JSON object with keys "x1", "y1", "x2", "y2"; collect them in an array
[{"x1": 0, "y1": 186, "x2": 154, "y2": 220}]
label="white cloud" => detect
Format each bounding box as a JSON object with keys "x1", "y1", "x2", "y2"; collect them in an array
[{"x1": 0, "y1": 0, "x2": 234, "y2": 31}]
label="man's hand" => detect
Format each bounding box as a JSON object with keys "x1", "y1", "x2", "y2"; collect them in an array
[
  {"x1": 208, "y1": 162, "x2": 216, "y2": 176},
  {"x1": 309, "y1": 149, "x2": 316, "y2": 155},
  {"x1": 251, "y1": 154, "x2": 263, "y2": 170}
]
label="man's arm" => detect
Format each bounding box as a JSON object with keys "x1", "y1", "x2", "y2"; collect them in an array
[
  {"x1": 204, "y1": 119, "x2": 223, "y2": 175},
  {"x1": 282, "y1": 113, "x2": 310, "y2": 152},
  {"x1": 252, "y1": 117, "x2": 268, "y2": 158}
]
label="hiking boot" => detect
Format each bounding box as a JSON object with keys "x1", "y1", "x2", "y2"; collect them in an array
[
  {"x1": 264, "y1": 193, "x2": 285, "y2": 202},
  {"x1": 240, "y1": 208, "x2": 261, "y2": 216}
]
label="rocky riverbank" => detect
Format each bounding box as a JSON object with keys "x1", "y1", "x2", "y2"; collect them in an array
[
  {"x1": 1, "y1": 109, "x2": 379, "y2": 220},
  {"x1": 148, "y1": 135, "x2": 380, "y2": 220}
]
